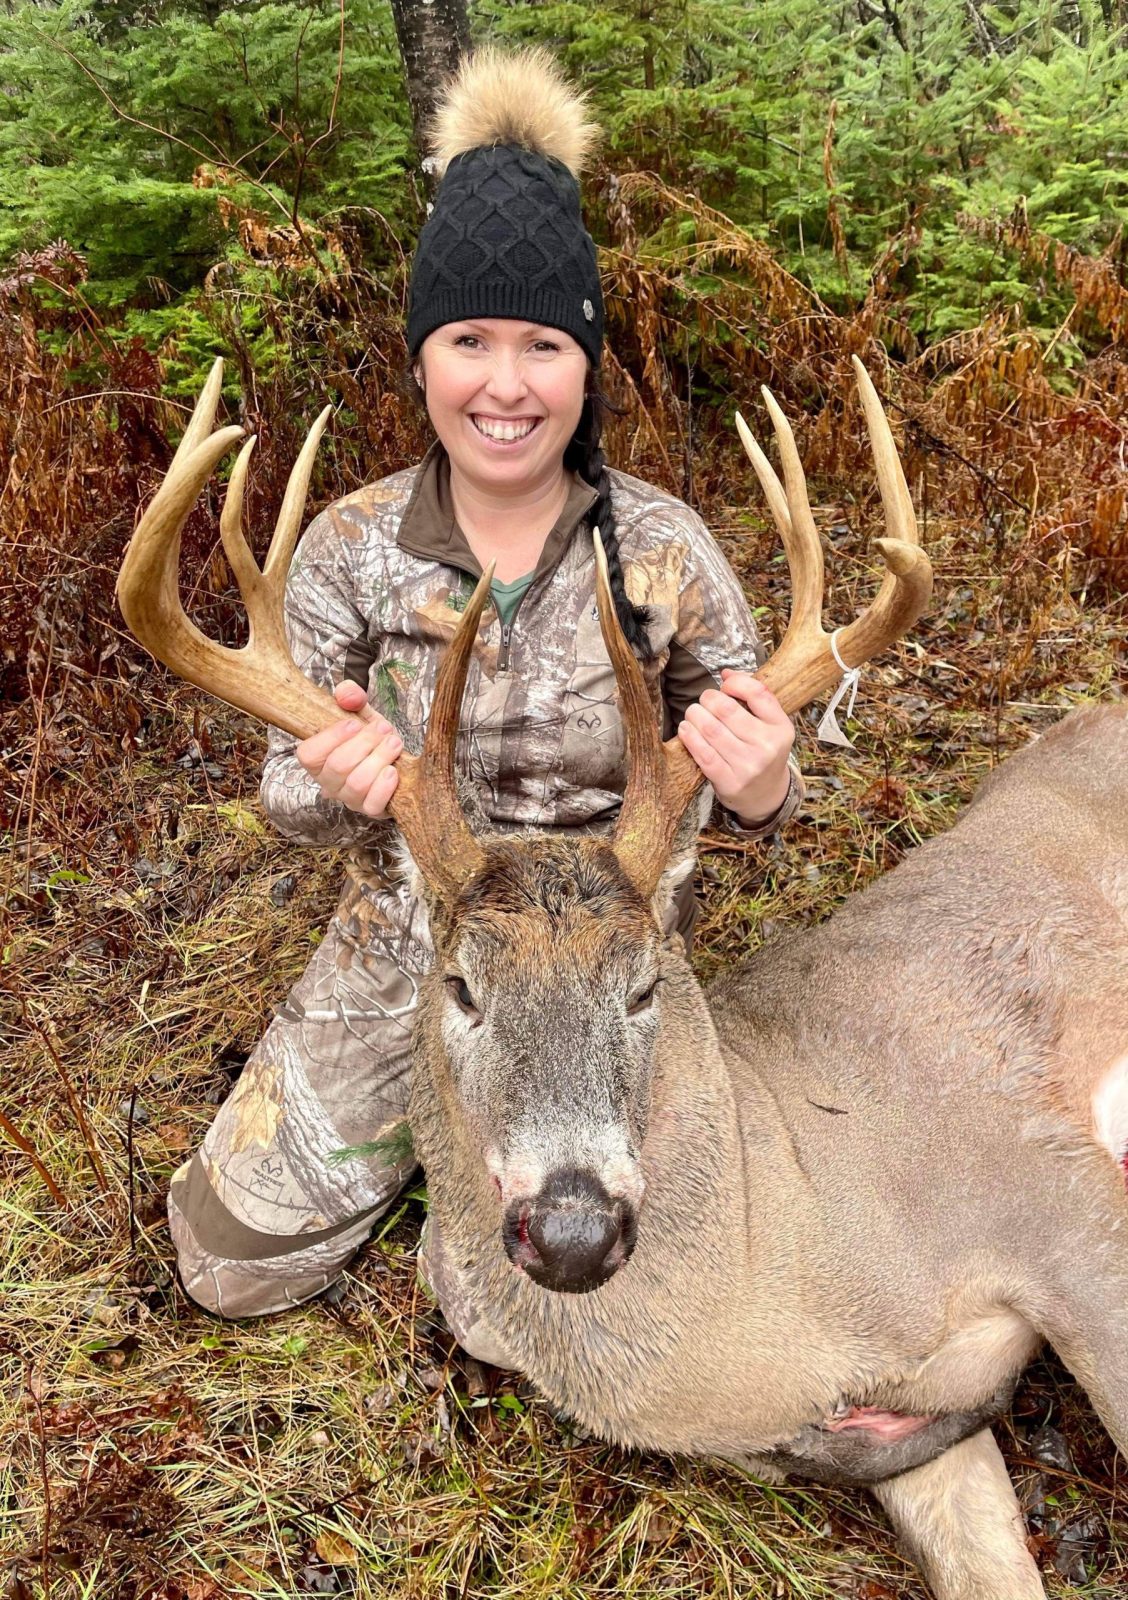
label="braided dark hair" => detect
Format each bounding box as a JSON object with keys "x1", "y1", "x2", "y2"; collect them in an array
[{"x1": 564, "y1": 384, "x2": 655, "y2": 662}]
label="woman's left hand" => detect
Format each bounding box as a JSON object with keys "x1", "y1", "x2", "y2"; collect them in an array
[{"x1": 678, "y1": 670, "x2": 795, "y2": 826}]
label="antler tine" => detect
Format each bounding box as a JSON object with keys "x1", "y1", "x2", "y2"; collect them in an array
[
  {"x1": 170, "y1": 355, "x2": 225, "y2": 469},
  {"x1": 840, "y1": 354, "x2": 931, "y2": 660},
  {"x1": 593, "y1": 531, "x2": 703, "y2": 900},
  {"x1": 217, "y1": 435, "x2": 264, "y2": 600},
  {"x1": 740, "y1": 363, "x2": 932, "y2": 716},
  {"x1": 389, "y1": 568, "x2": 492, "y2": 902},
  {"x1": 734, "y1": 412, "x2": 792, "y2": 541},
  {"x1": 117, "y1": 360, "x2": 344, "y2": 741},
  {"x1": 734, "y1": 404, "x2": 825, "y2": 640},
  {"x1": 266, "y1": 404, "x2": 334, "y2": 585},
  {"x1": 852, "y1": 355, "x2": 916, "y2": 544},
  {"x1": 218, "y1": 405, "x2": 334, "y2": 664}
]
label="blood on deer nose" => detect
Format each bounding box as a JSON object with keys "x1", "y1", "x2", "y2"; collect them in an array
[{"x1": 503, "y1": 1168, "x2": 637, "y2": 1294}]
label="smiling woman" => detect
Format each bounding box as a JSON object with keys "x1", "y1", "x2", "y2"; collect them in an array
[{"x1": 165, "y1": 45, "x2": 806, "y2": 1322}]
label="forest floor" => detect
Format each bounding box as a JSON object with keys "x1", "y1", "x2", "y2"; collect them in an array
[{"x1": 3, "y1": 483, "x2": 1126, "y2": 1600}]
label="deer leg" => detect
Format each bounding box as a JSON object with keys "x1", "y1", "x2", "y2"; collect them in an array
[
  {"x1": 871, "y1": 1428, "x2": 1044, "y2": 1600},
  {"x1": 1026, "y1": 1168, "x2": 1128, "y2": 1458},
  {"x1": 1040, "y1": 1298, "x2": 1128, "y2": 1460}
]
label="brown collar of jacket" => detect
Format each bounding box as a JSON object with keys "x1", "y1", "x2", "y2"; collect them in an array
[{"x1": 395, "y1": 441, "x2": 599, "y2": 581}]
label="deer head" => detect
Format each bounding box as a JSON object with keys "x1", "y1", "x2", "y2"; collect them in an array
[{"x1": 117, "y1": 357, "x2": 931, "y2": 1293}]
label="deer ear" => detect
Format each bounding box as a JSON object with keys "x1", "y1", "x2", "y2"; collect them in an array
[{"x1": 651, "y1": 786, "x2": 712, "y2": 925}]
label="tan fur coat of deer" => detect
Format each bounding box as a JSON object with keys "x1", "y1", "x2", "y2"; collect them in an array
[{"x1": 410, "y1": 701, "x2": 1128, "y2": 1600}]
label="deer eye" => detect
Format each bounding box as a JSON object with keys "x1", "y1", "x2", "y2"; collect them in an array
[
  {"x1": 446, "y1": 975, "x2": 481, "y2": 1020},
  {"x1": 627, "y1": 979, "x2": 660, "y2": 1016}
]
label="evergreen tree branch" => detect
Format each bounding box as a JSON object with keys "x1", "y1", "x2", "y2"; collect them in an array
[{"x1": 31, "y1": 23, "x2": 325, "y2": 272}]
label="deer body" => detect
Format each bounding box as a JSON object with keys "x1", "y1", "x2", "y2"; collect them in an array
[{"x1": 410, "y1": 704, "x2": 1128, "y2": 1597}]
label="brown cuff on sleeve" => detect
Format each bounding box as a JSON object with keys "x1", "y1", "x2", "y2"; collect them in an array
[
  {"x1": 716, "y1": 759, "x2": 805, "y2": 841},
  {"x1": 661, "y1": 636, "x2": 768, "y2": 740}
]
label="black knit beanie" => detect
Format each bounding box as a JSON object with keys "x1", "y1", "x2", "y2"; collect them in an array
[{"x1": 407, "y1": 48, "x2": 603, "y2": 366}]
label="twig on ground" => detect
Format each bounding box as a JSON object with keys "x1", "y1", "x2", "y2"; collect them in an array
[
  {"x1": 6, "y1": 983, "x2": 109, "y2": 1192},
  {"x1": 26, "y1": 1365, "x2": 53, "y2": 1598},
  {"x1": 0, "y1": 1104, "x2": 69, "y2": 1208},
  {"x1": 126, "y1": 1082, "x2": 139, "y2": 1252}
]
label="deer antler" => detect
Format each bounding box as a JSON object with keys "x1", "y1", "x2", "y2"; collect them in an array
[
  {"x1": 116, "y1": 357, "x2": 341, "y2": 740},
  {"x1": 602, "y1": 358, "x2": 932, "y2": 900},
  {"x1": 390, "y1": 568, "x2": 491, "y2": 902},
  {"x1": 119, "y1": 357, "x2": 931, "y2": 912},
  {"x1": 116, "y1": 358, "x2": 487, "y2": 901},
  {"x1": 734, "y1": 356, "x2": 932, "y2": 714},
  {"x1": 592, "y1": 533, "x2": 704, "y2": 897}
]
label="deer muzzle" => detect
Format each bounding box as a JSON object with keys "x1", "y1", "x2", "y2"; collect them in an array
[{"x1": 503, "y1": 1168, "x2": 638, "y2": 1294}]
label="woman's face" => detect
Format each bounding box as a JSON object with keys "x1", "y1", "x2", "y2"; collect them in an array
[{"x1": 417, "y1": 320, "x2": 588, "y2": 495}]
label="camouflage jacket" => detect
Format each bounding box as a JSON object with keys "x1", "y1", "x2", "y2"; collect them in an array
[{"x1": 260, "y1": 445, "x2": 802, "y2": 942}]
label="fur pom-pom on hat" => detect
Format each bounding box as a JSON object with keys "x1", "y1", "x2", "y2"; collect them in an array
[{"x1": 428, "y1": 46, "x2": 600, "y2": 180}]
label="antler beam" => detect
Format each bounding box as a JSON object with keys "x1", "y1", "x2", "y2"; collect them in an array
[{"x1": 592, "y1": 532, "x2": 703, "y2": 897}]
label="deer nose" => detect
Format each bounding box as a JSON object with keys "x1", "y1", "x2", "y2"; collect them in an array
[{"x1": 503, "y1": 1169, "x2": 637, "y2": 1294}]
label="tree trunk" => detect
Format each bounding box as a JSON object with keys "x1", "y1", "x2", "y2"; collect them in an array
[
  {"x1": 639, "y1": 1, "x2": 656, "y2": 90},
  {"x1": 390, "y1": 0, "x2": 472, "y2": 169}
]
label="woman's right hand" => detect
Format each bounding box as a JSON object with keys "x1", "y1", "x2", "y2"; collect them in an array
[{"x1": 295, "y1": 680, "x2": 402, "y2": 819}]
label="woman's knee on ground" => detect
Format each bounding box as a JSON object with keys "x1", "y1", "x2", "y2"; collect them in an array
[{"x1": 167, "y1": 1160, "x2": 373, "y2": 1320}]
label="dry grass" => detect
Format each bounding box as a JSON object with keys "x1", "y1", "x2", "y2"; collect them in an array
[{"x1": 2, "y1": 228, "x2": 1127, "y2": 1598}]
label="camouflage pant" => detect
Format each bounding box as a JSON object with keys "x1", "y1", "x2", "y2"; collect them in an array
[{"x1": 168, "y1": 865, "x2": 697, "y2": 1337}]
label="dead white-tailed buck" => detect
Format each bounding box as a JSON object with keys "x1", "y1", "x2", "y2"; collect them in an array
[{"x1": 119, "y1": 359, "x2": 1128, "y2": 1600}]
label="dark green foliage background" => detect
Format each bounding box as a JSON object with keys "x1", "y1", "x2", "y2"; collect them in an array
[{"x1": 2, "y1": 0, "x2": 1126, "y2": 351}]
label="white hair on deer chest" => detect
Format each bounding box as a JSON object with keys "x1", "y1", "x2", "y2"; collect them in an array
[{"x1": 1091, "y1": 1051, "x2": 1128, "y2": 1175}]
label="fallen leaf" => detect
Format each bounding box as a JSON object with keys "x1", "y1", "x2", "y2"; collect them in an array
[
  {"x1": 297, "y1": 1562, "x2": 344, "y2": 1594},
  {"x1": 220, "y1": 1547, "x2": 276, "y2": 1590},
  {"x1": 315, "y1": 1531, "x2": 358, "y2": 1566},
  {"x1": 84, "y1": 1332, "x2": 141, "y2": 1370}
]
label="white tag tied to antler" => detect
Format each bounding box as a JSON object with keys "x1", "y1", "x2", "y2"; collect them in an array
[{"x1": 816, "y1": 630, "x2": 862, "y2": 748}]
